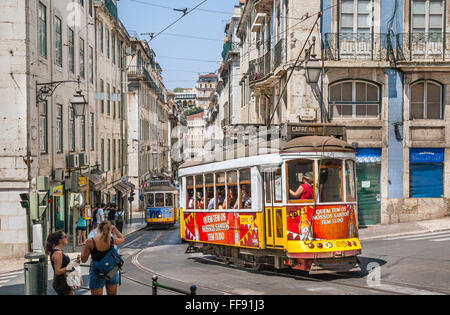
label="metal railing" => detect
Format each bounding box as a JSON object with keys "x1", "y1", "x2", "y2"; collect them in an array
[
  {"x1": 324, "y1": 33, "x2": 392, "y2": 61},
  {"x1": 222, "y1": 41, "x2": 240, "y2": 60},
  {"x1": 152, "y1": 275, "x2": 197, "y2": 295},
  {"x1": 396, "y1": 32, "x2": 450, "y2": 62},
  {"x1": 248, "y1": 50, "x2": 272, "y2": 81}
]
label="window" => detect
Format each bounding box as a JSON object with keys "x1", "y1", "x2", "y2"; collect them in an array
[
  {"x1": 90, "y1": 112, "x2": 95, "y2": 151},
  {"x1": 410, "y1": 80, "x2": 442, "y2": 119},
  {"x1": 274, "y1": 168, "x2": 283, "y2": 203},
  {"x1": 264, "y1": 172, "x2": 272, "y2": 203},
  {"x1": 227, "y1": 171, "x2": 238, "y2": 209},
  {"x1": 106, "y1": 28, "x2": 110, "y2": 59},
  {"x1": 68, "y1": 28, "x2": 75, "y2": 73},
  {"x1": 113, "y1": 87, "x2": 116, "y2": 119},
  {"x1": 107, "y1": 83, "x2": 110, "y2": 115},
  {"x1": 56, "y1": 105, "x2": 63, "y2": 153},
  {"x1": 215, "y1": 173, "x2": 226, "y2": 209},
  {"x1": 412, "y1": 0, "x2": 443, "y2": 34},
  {"x1": 107, "y1": 139, "x2": 111, "y2": 171},
  {"x1": 319, "y1": 159, "x2": 343, "y2": 202},
  {"x1": 165, "y1": 194, "x2": 173, "y2": 207},
  {"x1": 195, "y1": 175, "x2": 204, "y2": 209},
  {"x1": 287, "y1": 160, "x2": 314, "y2": 202},
  {"x1": 155, "y1": 193, "x2": 164, "y2": 207},
  {"x1": 39, "y1": 101, "x2": 48, "y2": 153},
  {"x1": 205, "y1": 174, "x2": 214, "y2": 210},
  {"x1": 80, "y1": 115, "x2": 86, "y2": 151},
  {"x1": 113, "y1": 139, "x2": 116, "y2": 170},
  {"x1": 55, "y1": 17, "x2": 62, "y2": 67},
  {"x1": 239, "y1": 169, "x2": 251, "y2": 209},
  {"x1": 410, "y1": 148, "x2": 444, "y2": 198},
  {"x1": 89, "y1": 0, "x2": 93, "y2": 16},
  {"x1": 340, "y1": 0, "x2": 372, "y2": 34},
  {"x1": 101, "y1": 139, "x2": 105, "y2": 172},
  {"x1": 79, "y1": 38, "x2": 85, "y2": 79},
  {"x1": 329, "y1": 80, "x2": 380, "y2": 119},
  {"x1": 146, "y1": 194, "x2": 154, "y2": 207},
  {"x1": 69, "y1": 107, "x2": 76, "y2": 152},
  {"x1": 345, "y1": 160, "x2": 356, "y2": 200},
  {"x1": 38, "y1": 2, "x2": 47, "y2": 58},
  {"x1": 112, "y1": 34, "x2": 116, "y2": 64},
  {"x1": 100, "y1": 79, "x2": 104, "y2": 113},
  {"x1": 89, "y1": 46, "x2": 94, "y2": 84},
  {"x1": 98, "y1": 22, "x2": 103, "y2": 53},
  {"x1": 187, "y1": 177, "x2": 194, "y2": 209}
]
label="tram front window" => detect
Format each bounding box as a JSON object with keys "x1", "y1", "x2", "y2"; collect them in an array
[
  {"x1": 287, "y1": 160, "x2": 314, "y2": 202},
  {"x1": 155, "y1": 193, "x2": 164, "y2": 207},
  {"x1": 146, "y1": 194, "x2": 154, "y2": 208},
  {"x1": 165, "y1": 193, "x2": 173, "y2": 207},
  {"x1": 319, "y1": 159, "x2": 343, "y2": 203}
]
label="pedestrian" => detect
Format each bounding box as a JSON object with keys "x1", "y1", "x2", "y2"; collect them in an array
[
  {"x1": 76, "y1": 209, "x2": 87, "y2": 246},
  {"x1": 81, "y1": 221, "x2": 125, "y2": 295},
  {"x1": 45, "y1": 231, "x2": 80, "y2": 295},
  {"x1": 108, "y1": 204, "x2": 117, "y2": 226},
  {"x1": 95, "y1": 203, "x2": 105, "y2": 228},
  {"x1": 116, "y1": 206, "x2": 124, "y2": 233}
]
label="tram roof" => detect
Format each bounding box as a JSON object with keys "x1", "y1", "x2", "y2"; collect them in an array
[{"x1": 180, "y1": 136, "x2": 354, "y2": 169}]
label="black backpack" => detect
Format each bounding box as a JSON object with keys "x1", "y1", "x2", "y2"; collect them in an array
[{"x1": 108, "y1": 209, "x2": 116, "y2": 221}]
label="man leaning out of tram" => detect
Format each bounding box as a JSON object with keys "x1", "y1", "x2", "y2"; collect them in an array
[{"x1": 289, "y1": 172, "x2": 314, "y2": 200}]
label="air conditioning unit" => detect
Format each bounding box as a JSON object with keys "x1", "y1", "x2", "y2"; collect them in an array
[
  {"x1": 67, "y1": 154, "x2": 79, "y2": 169},
  {"x1": 79, "y1": 153, "x2": 88, "y2": 167},
  {"x1": 53, "y1": 169, "x2": 65, "y2": 182}
]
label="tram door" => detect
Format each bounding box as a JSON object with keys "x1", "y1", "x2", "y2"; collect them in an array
[{"x1": 264, "y1": 167, "x2": 284, "y2": 247}]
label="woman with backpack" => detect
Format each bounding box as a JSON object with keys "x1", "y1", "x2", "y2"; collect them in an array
[{"x1": 81, "y1": 221, "x2": 125, "y2": 295}]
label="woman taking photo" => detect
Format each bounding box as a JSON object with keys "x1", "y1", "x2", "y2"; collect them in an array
[
  {"x1": 46, "y1": 231, "x2": 79, "y2": 295},
  {"x1": 81, "y1": 221, "x2": 125, "y2": 295}
]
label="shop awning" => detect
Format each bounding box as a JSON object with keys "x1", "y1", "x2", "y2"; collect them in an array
[
  {"x1": 114, "y1": 182, "x2": 134, "y2": 196},
  {"x1": 89, "y1": 173, "x2": 104, "y2": 191}
]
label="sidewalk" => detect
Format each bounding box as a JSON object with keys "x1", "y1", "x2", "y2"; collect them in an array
[
  {"x1": 359, "y1": 216, "x2": 450, "y2": 241},
  {"x1": 0, "y1": 211, "x2": 147, "y2": 274}
]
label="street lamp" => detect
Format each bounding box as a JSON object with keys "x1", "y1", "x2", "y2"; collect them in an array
[
  {"x1": 305, "y1": 56, "x2": 322, "y2": 84},
  {"x1": 71, "y1": 90, "x2": 88, "y2": 117}
]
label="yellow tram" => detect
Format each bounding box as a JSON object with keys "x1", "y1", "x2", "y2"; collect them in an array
[
  {"x1": 179, "y1": 136, "x2": 361, "y2": 273},
  {"x1": 143, "y1": 179, "x2": 178, "y2": 228}
]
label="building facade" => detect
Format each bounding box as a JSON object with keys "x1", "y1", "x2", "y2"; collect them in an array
[
  {"x1": 221, "y1": 0, "x2": 450, "y2": 225},
  {"x1": 196, "y1": 73, "x2": 218, "y2": 110}
]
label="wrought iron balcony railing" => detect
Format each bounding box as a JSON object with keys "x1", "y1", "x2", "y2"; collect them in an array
[
  {"x1": 221, "y1": 42, "x2": 240, "y2": 60},
  {"x1": 396, "y1": 32, "x2": 450, "y2": 62},
  {"x1": 324, "y1": 33, "x2": 392, "y2": 61},
  {"x1": 248, "y1": 50, "x2": 272, "y2": 81}
]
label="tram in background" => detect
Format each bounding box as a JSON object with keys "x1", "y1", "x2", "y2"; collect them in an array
[
  {"x1": 179, "y1": 136, "x2": 361, "y2": 274},
  {"x1": 143, "y1": 179, "x2": 178, "y2": 228}
]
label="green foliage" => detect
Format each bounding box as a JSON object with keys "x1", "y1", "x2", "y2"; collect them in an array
[
  {"x1": 184, "y1": 107, "x2": 204, "y2": 116},
  {"x1": 173, "y1": 87, "x2": 184, "y2": 92}
]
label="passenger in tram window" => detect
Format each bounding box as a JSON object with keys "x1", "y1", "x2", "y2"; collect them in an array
[
  {"x1": 206, "y1": 188, "x2": 214, "y2": 210},
  {"x1": 155, "y1": 193, "x2": 164, "y2": 207},
  {"x1": 187, "y1": 189, "x2": 194, "y2": 209},
  {"x1": 241, "y1": 185, "x2": 252, "y2": 209},
  {"x1": 197, "y1": 191, "x2": 204, "y2": 209},
  {"x1": 289, "y1": 172, "x2": 314, "y2": 200},
  {"x1": 228, "y1": 188, "x2": 237, "y2": 209},
  {"x1": 217, "y1": 188, "x2": 225, "y2": 209}
]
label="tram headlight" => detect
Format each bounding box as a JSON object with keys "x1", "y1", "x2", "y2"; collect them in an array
[{"x1": 158, "y1": 214, "x2": 162, "y2": 218}]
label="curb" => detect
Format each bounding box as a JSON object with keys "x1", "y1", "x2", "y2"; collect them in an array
[{"x1": 359, "y1": 226, "x2": 450, "y2": 241}]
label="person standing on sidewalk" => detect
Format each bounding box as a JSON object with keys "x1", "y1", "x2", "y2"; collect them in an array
[
  {"x1": 76, "y1": 209, "x2": 87, "y2": 246},
  {"x1": 116, "y1": 205, "x2": 124, "y2": 233},
  {"x1": 81, "y1": 221, "x2": 124, "y2": 295},
  {"x1": 46, "y1": 231, "x2": 80, "y2": 295},
  {"x1": 95, "y1": 203, "x2": 105, "y2": 228},
  {"x1": 108, "y1": 204, "x2": 117, "y2": 226}
]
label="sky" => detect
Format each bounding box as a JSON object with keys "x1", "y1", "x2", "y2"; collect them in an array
[{"x1": 118, "y1": 0, "x2": 240, "y2": 91}]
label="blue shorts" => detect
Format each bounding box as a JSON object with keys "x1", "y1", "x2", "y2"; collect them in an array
[{"x1": 89, "y1": 268, "x2": 119, "y2": 289}]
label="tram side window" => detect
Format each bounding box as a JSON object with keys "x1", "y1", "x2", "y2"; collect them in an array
[
  {"x1": 195, "y1": 175, "x2": 204, "y2": 209},
  {"x1": 345, "y1": 160, "x2": 356, "y2": 201},
  {"x1": 319, "y1": 159, "x2": 343, "y2": 203},
  {"x1": 239, "y1": 169, "x2": 252, "y2": 209},
  {"x1": 264, "y1": 172, "x2": 271, "y2": 203},
  {"x1": 215, "y1": 172, "x2": 226, "y2": 209},
  {"x1": 155, "y1": 193, "x2": 164, "y2": 207},
  {"x1": 205, "y1": 174, "x2": 214, "y2": 210},
  {"x1": 274, "y1": 168, "x2": 283, "y2": 203},
  {"x1": 227, "y1": 171, "x2": 238, "y2": 209},
  {"x1": 165, "y1": 193, "x2": 173, "y2": 207},
  {"x1": 187, "y1": 176, "x2": 194, "y2": 209},
  {"x1": 287, "y1": 160, "x2": 314, "y2": 202}
]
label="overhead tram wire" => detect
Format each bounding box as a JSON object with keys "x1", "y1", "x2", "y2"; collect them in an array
[
  {"x1": 148, "y1": 0, "x2": 210, "y2": 42},
  {"x1": 128, "y1": 0, "x2": 232, "y2": 15}
]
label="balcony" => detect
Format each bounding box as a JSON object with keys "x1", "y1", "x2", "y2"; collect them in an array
[
  {"x1": 324, "y1": 33, "x2": 392, "y2": 62},
  {"x1": 396, "y1": 33, "x2": 450, "y2": 63},
  {"x1": 248, "y1": 50, "x2": 272, "y2": 82},
  {"x1": 221, "y1": 41, "x2": 240, "y2": 60},
  {"x1": 95, "y1": 0, "x2": 118, "y2": 20}
]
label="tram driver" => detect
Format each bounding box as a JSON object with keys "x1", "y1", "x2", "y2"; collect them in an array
[{"x1": 289, "y1": 172, "x2": 314, "y2": 200}]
